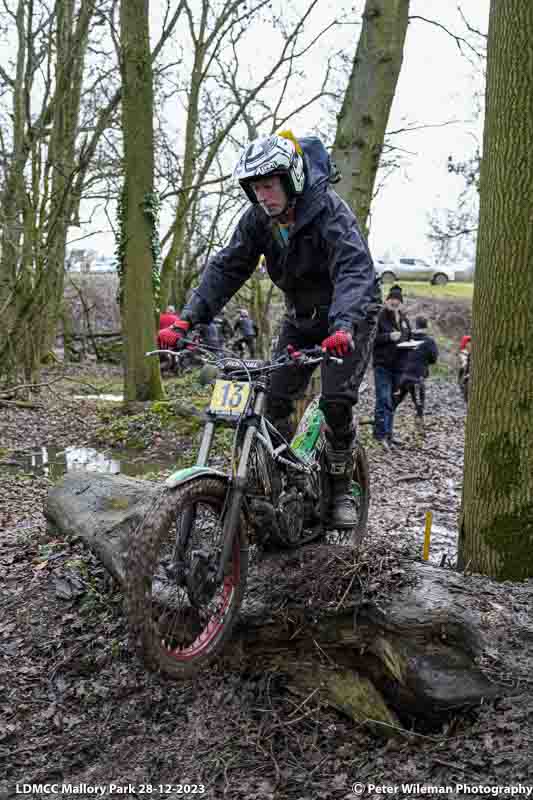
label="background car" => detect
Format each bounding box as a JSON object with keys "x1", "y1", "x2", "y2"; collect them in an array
[{"x1": 375, "y1": 257, "x2": 455, "y2": 285}]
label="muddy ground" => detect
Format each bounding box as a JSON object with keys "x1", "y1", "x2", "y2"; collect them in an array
[{"x1": 1, "y1": 355, "x2": 533, "y2": 799}]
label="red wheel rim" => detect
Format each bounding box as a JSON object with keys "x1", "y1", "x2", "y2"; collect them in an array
[{"x1": 162, "y1": 532, "x2": 241, "y2": 661}]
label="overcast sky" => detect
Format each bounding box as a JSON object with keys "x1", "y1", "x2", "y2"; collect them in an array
[
  {"x1": 366, "y1": 0, "x2": 488, "y2": 261},
  {"x1": 68, "y1": 0, "x2": 489, "y2": 263}
]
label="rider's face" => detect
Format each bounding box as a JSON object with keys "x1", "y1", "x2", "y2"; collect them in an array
[{"x1": 251, "y1": 175, "x2": 288, "y2": 216}]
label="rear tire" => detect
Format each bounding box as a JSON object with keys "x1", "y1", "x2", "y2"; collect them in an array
[
  {"x1": 352, "y1": 444, "x2": 370, "y2": 545},
  {"x1": 126, "y1": 477, "x2": 248, "y2": 678},
  {"x1": 381, "y1": 271, "x2": 396, "y2": 283},
  {"x1": 432, "y1": 273, "x2": 448, "y2": 286}
]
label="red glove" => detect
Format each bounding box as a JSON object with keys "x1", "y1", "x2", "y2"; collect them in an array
[
  {"x1": 321, "y1": 330, "x2": 354, "y2": 357},
  {"x1": 157, "y1": 318, "x2": 190, "y2": 349}
]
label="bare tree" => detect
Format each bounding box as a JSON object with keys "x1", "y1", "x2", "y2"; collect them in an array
[
  {"x1": 157, "y1": 0, "x2": 338, "y2": 309},
  {"x1": 332, "y1": 0, "x2": 410, "y2": 235},
  {"x1": 118, "y1": 0, "x2": 164, "y2": 402},
  {"x1": 0, "y1": 0, "x2": 184, "y2": 384},
  {"x1": 0, "y1": 0, "x2": 99, "y2": 380}
]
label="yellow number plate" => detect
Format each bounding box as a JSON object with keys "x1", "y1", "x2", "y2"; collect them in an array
[{"x1": 209, "y1": 380, "x2": 251, "y2": 416}]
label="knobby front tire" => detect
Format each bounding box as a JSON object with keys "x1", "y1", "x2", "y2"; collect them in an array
[{"x1": 126, "y1": 477, "x2": 248, "y2": 679}]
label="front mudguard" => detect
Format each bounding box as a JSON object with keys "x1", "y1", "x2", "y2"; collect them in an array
[
  {"x1": 164, "y1": 465, "x2": 227, "y2": 490},
  {"x1": 164, "y1": 465, "x2": 252, "y2": 531}
]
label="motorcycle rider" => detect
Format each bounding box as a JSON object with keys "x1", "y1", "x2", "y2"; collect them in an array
[{"x1": 159, "y1": 130, "x2": 380, "y2": 528}]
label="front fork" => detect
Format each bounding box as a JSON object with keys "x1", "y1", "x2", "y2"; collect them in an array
[
  {"x1": 215, "y1": 387, "x2": 266, "y2": 583},
  {"x1": 176, "y1": 419, "x2": 217, "y2": 558}
]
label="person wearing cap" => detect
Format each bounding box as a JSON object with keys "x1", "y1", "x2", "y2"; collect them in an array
[
  {"x1": 372, "y1": 284, "x2": 411, "y2": 447},
  {"x1": 393, "y1": 316, "x2": 439, "y2": 427},
  {"x1": 158, "y1": 129, "x2": 381, "y2": 529}
]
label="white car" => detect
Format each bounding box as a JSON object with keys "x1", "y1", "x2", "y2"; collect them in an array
[{"x1": 375, "y1": 258, "x2": 455, "y2": 286}]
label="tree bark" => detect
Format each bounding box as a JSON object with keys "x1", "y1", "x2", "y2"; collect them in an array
[
  {"x1": 458, "y1": 1, "x2": 533, "y2": 580},
  {"x1": 119, "y1": 0, "x2": 164, "y2": 402},
  {"x1": 332, "y1": 0, "x2": 409, "y2": 235}
]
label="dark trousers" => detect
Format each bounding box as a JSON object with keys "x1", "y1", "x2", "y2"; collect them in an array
[
  {"x1": 268, "y1": 315, "x2": 376, "y2": 445},
  {"x1": 373, "y1": 365, "x2": 401, "y2": 441},
  {"x1": 236, "y1": 336, "x2": 256, "y2": 358},
  {"x1": 393, "y1": 381, "x2": 426, "y2": 418}
]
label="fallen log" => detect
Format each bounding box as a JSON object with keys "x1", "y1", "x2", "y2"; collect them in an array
[
  {"x1": 45, "y1": 472, "x2": 505, "y2": 730},
  {"x1": 45, "y1": 471, "x2": 161, "y2": 584}
]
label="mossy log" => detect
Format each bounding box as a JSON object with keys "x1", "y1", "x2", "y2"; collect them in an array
[
  {"x1": 45, "y1": 472, "x2": 160, "y2": 584},
  {"x1": 45, "y1": 472, "x2": 503, "y2": 729}
]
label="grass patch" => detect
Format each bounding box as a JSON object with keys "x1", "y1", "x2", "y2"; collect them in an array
[{"x1": 384, "y1": 281, "x2": 473, "y2": 300}]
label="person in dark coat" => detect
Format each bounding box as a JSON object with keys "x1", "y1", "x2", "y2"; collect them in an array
[
  {"x1": 233, "y1": 309, "x2": 258, "y2": 357},
  {"x1": 159, "y1": 129, "x2": 381, "y2": 528},
  {"x1": 372, "y1": 284, "x2": 411, "y2": 447},
  {"x1": 393, "y1": 316, "x2": 439, "y2": 424},
  {"x1": 212, "y1": 311, "x2": 233, "y2": 346}
]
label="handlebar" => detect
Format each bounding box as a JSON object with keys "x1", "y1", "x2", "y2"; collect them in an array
[{"x1": 145, "y1": 343, "x2": 343, "y2": 374}]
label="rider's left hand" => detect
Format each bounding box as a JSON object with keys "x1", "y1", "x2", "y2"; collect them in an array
[{"x1": 321, "y1": 330, "x2": 354, "y2": 357}]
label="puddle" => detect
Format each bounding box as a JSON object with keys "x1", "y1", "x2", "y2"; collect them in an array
[
  {"x1": 408, "y1": 521, "x2": 458, "y2": 565},
  {"x1": 1, "y1": 446, "x2": 176, "y2": 479},
  {"x1": 72, "y1": 394, "x2": 123, "y2": 402}
]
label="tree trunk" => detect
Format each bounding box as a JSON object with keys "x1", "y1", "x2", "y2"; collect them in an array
[
  {"x1": 40, "y1": 0, "x2": 95, "y2": 359},
  {"x1": 119, "y1": 0, "x2": 163, "y2": 402},
  {"x1": 332, "y1": 0, "x2": 409, "y2": 235},
  {"x1": 458, "y1": 1, "x2": 533, "y2": 580}
]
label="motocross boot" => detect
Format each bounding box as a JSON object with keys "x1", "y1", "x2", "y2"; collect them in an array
[{"x1": 325, "y1": 442, "x2": 358, "y2": 529}]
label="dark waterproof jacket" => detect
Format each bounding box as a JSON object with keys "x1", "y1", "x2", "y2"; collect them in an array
[
  {"x1": 197, "y1": 322, "x2": 220, "y2": 348},
  {"x1": 213, "y1": 315, "x2": 233, "y2": 340},
  {"x1": 372, "y1": 307, "x2": 412, "y2": 370},
  {"x1": 182, "y1": 137, "x2": 380, "y2": 334},
  {"x1": 234, "y1": 317, "x2": 257, "y2": 338},
  {"x1": 399, "y1": 332, "x2": 439, "y2": 385}
]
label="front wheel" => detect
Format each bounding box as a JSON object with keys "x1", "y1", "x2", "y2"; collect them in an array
[
  {"x1": 432, "y1": 273, "x2": 448, "y2": 286},
  {"x1": 126, "y1": 477, "x2": 248, "y2": 678}
]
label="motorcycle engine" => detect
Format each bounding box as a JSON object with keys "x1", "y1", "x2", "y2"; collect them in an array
[{"x1": 276, "y1": 488, "x2": 304, "y2": 544}]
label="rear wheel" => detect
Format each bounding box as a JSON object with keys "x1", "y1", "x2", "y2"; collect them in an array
[
  {"x1": 126, "y1": 477, "x2": 248, "y2": 678},
  {"x1": 432, "y1": 272, "x2": 448, "y2": 286},
  {"x1": 352, "y1": 444, "x2": 370, "y2": 545},
  {"x1": 381, "y1": 270, "x2": 396, "y2": 283}
]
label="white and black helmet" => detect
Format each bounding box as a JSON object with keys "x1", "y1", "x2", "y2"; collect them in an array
[{"x1": 233, "y1": 134, "x2": 305, "y2": 204}]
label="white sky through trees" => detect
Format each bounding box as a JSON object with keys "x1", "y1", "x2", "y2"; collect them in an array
[{"x1": 0, "y1": 0, "x2": 489, "y2": 265}]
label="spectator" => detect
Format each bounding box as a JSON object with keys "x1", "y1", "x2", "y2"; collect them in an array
[
  {"x1": 372, "y1": 284, "x2": 411, "y2": 447},
  {"x1": 393, "y1": 316, "x2": 439, "y2": 430},
  {"x1": 233, "y1": 308, "x2": 258, "y2": 357},
  {"x1": 159, "y1": 305, "x2": 179, "y2": 330},
  {"x1": 197, "y1": 321, "x2": 221, "y2": 349},
  {"x1": 458, "y1": 334, "x2": 471, "y2": 402},
  {"x1": 212, "y1": 311, "x2": 233, "y2": 346}
]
